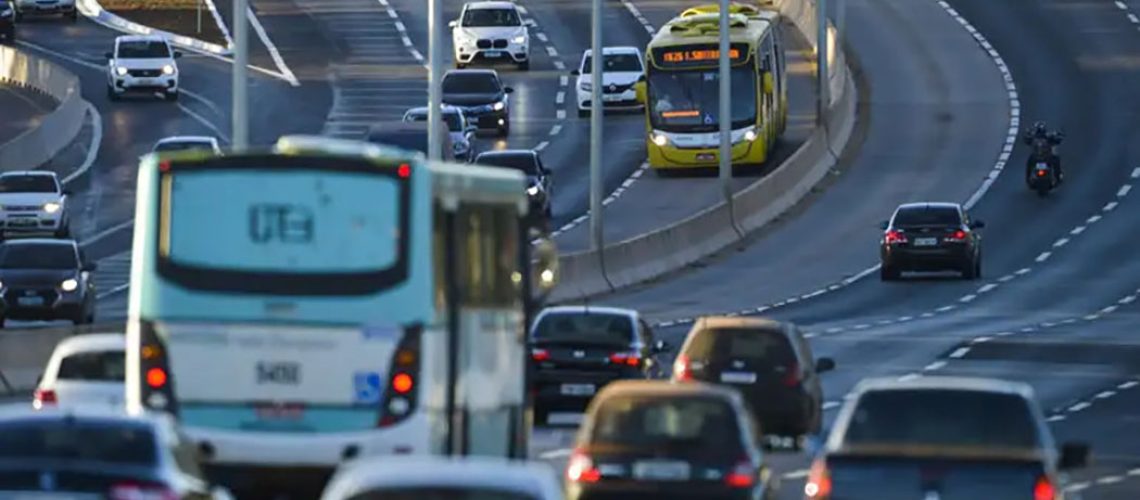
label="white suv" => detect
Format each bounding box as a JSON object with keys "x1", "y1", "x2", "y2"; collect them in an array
[
  {"x1": 573, "y1": 46, "x2": 645, "y2": 117},
  {"x1": 106, "y1": 35, "x2": 182, "y2": 101},
  {"x1": 450, "y1": 1, "x2": 529, "y2": 70},
  {"x1": 0, "y1": 170, "x2": 70, "y2": 237}
]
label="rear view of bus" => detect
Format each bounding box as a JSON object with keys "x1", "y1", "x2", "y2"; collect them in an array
[{"x1": 124, "y1": 139, "x2": 434, "y2": 495}]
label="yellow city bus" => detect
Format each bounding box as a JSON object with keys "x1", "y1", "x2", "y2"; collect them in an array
[{"x1": 635, "y1": 4, "x2": 788, "y2": 171}]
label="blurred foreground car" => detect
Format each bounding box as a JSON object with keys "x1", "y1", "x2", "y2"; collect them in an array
[
  {"x1": 673, "y1": 316, "x2": 834, "y2": 444},
  {"x1": 0, "y1": 406, "x2": 234, "y2": 499},
  {"x1": 566, "y1": 380, "x2": 777, "y2": 500},
  {"x1": 321, "y1": 455, "x2": 561, "y2": 499},
  {"x1": 529, "y1": 306, "x2": 670, "y2": 425},
  {"x1": 805, "y1": 376, "x2": 1089, "y2": 499},
  {"x1": 34, "y1": 333, "x2": 125, "y2": 410}
]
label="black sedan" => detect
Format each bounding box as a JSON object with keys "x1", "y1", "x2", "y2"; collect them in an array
[
  {"x1": 0, "y1": 238, "x2": 96, "y2": 326},
  {"x1": 441, "y1": 69, "x2": 513, "y2": 136},
  {"x1": 474, "y1": 149, "x2": 552, "y2": 221},
  {"x1": 0, "y1": 407, "x2": 233, "y2": 499},
  {"x1": 0, "y1": 1, "x2": 14, "y2": 42},
  {"x1": 529, "y1": 306, "x2": 671, "y2": 426},
  {"x1": 880, "y1": 202, "x2": 984, "y2": 280}
]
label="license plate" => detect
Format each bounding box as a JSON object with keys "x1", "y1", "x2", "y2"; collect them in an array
[
  {"x1": 484, "y1": 50, "x2": 502, "y2": 58},
  {"x1": 9, "y1": 220, "x2": 36, "y2": 226},
  {"x1": 914, "y1": 237, "x2": 938, "y2": 246},
  {"x1": 696, "y1": 153, "x2": 716, "y2": 161},
  {"x1": 17, "y1": 296, "x2": 43, "y2": 307},
  {"x1": 633, "y1": 460, "x2": 691, "y2": 481},
  {"x1": 560, "y1": 383, "x2": 595, "y2": 396},
  {"x1": 720, "y1": 371, "x2": 757, "y2": 384},
  {"x1": 602, "y1": 94, "x2": 621, "y2": 102}
]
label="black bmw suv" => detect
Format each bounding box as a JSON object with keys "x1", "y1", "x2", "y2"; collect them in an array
[
  {"x1": 880, "y1": 202, "x2": 985, "y2": 280},
  {"x1": 0, "y1": 238, "x2": 96, "y2": 326},
  {"x1": 441, "y1": 69, "x2": 513, "y2": 137}
]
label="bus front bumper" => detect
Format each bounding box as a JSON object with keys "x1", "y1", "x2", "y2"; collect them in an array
[{"x1": 647, "y1": 137, "x2": 768, "y2": 169}]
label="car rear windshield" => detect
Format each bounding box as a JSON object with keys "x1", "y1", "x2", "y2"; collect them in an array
[
  {"x1": 348, "y1": 488, "x2": 537, "y2": 500},
  {"x1": 462, "y1": 8, "x2": 521, "y2": 27},
  {"x1": 476, "y1": 154, "x2": 537, "y2": 175},
  {"x1": 532, "y1": 312, "x2": 634, "y2": 346},
  {"x1": 117, "y1": 41, "x2": 170, "y2": 59},
  {"x1": 0, "y1": 175, "x2": 56, "y2": 193},
  {"x1": 842, "y1": 389, "x2": 1040, "y2": 449},
  {"x1": 683, "y1": 328, "x2": 796, "y2": 365},
  {"x1": 893, "y1": 207, "x2": 961, "y2": 226},
  {"x1": 406, "y1": 112, "x2": 463, "y2": 133},
  {"x1": 589, "y1": 395, "x2": 744, "y2": 455},
  {"x1": 443, "y1": 74, "x2": 501, "y2": 95},
  {"x1": 0, "y1": 420, "x2": 157, "y2": 465},
  {"x1": 581, "y1": 53, "x2": 643, "y2": 73},
  {"x1": 58, "y1": 350, "x2": 126, "y2": 382},
  {"x1": 0, "y1": 244, "x2": 77, "y2": 269}
]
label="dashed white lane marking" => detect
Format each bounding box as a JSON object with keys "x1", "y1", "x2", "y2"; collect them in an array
[
  {"x1": 924, "y1": 361, "x2": 947, "y2": 371},
  {"x1": 559, "y1": 75, "x2": 568, "y2": 87},
  {"x1": 949, "y1": 347, "x2": 971, "y2": 358},
  {"x1": 1104, "y1": 201, "x2": 1119, "y2": 211},
  {"x1": 535, "y1": 141, "x2": 550, "y2": 151},
  {"x1": 935, "y1": 305, "x2": 956, "y2": 313},
  {"x1": 1036, "y1": 251, "x2": 1051, "y2": 262},
  {"x1": 1016, "y1": 267, "x2": 1031, "y2": 275},
  {"x1": 1070, "y1": 226, "x2": 1086, "y2": 235},
  {"x1": 1116, "y1": 0, "x2": 1128, "y2": 9},
  {"x1": 1132, "y1": 167, "x2": 1140, "y2": 178},
  {"x1": 1095, "y1": 390, "x2": 1115, "y2": 399},
  {"x1": 978, "y1": 283, "x2": 997, "y2": 293},
  {"x1": 555, "y1": 91, "x2": 565, "y2": 104},
  {"x1": 1053, "y1": 237, "x2": 1069, "y2": 248},
  {"x1": 1097, "y1": 476, "x2": 1125, "y2": 485},
  {"x1": 1068, "y1": 402, "x2": 1091, "y2": 412},
  {"x1": 1087, "y1": 214, "x2": 1102, "y2": 224},
  {"x1": 822, "y1": 401, "x2": 841, "y2": 410},
  {"x1": 1129, "y1": 13, "x2": 1140, "y2": 24},
  {"x1": 1120, "y1": 380, "x2": 1139, "y2": 390},
  {"x1": 1118, "y1": 184, "x2": 1132, "y2": 197},
  {"x1": 959, "y1": 294, "x2": 976, "y2": 303}
]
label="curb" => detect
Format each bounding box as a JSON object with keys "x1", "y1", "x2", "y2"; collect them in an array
[{"x1": 76, "y1": 0, "x2": 234, "y2": 56}]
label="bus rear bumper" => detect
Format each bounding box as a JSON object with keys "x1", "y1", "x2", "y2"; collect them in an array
[{"x1": 647, "y1": 138, "x2": 768, "y2": 169}]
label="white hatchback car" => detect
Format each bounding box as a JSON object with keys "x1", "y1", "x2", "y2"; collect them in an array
[
  {"x1": 450, "y1": 1, "x2": 530, "y2": 70},
  {"x1": 321, "y1": 455, "x2": 562, "y2": 500},
  {"x1": 33, "y1": 333, "x2": 126, "y2": 411},
  {"x1": 573, "y1": 46, "x2": 646, "y2": 117},
  {"x1": 106, "y1": 35, "x2": 182, "y2": 101},
  {"x1": 152, "y1": 135, "x2": 223, "y2": 154},
  {"x1": 0, "y1": 170, "x2": 71, "y2": 237}
]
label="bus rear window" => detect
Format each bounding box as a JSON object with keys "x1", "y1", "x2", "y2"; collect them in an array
[{"x1": 163, "y1": 169, "x2": 400, "y2": 273}]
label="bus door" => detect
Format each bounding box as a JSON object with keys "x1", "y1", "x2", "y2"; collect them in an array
[{"x1": 759, "y1": 35, "x2": 777, "y2": 138}]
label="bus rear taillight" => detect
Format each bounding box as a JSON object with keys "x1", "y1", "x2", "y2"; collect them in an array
[
  {"x1": 139, "y1": 321, "x2": 179, "y2": 416},
  {"x1": 378, "y1": 324, "x2": 422, "y2": 428}
]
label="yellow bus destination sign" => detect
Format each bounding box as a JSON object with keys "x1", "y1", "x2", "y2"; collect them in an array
[{"x1": 653, "y1": 43, "x2": 750, "y2": 68}]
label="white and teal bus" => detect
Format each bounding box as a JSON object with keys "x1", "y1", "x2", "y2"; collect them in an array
[{"x1": 124, "y1": 136, "x2": 556, "y2": 496}]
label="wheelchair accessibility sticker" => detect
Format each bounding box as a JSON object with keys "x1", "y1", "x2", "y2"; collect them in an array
[{"x1": 353, "y1": 371, "x2": 383, "y2": 404}]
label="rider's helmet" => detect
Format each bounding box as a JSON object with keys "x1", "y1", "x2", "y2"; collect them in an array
[{"x1": 1032, "y1": 121, "x2": 1047, "y2": 135}]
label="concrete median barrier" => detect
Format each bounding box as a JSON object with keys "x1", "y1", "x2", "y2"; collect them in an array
[
  {"x1": 552, "y1": 0, "x2": 857, "y2": 302},
  {"x1": 0, "y1": 46, "x2": 86, "y2": 173},
  {"x1": 0, "y1": 323, "x2": 125, "y2": 396}
]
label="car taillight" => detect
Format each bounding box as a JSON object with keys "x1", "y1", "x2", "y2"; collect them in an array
[
  {"x1": 946, "y1": 229, "x2": 967, "y2": 241},
  {"x1": 1034, "y1": 475, "x2": 1055, "y2": 500},
  {"x1": 1037, "y1": 168, "x2": 1048, "y2": 177},
  {"x1": 782, "y1": 363, "x2": 800, "y2": 387},
  {"x1": 32, "y1": 389, "x2": 56, "y2": 409},
  {"x1": 884, "y1": 229, "x2": 907, "y2": 244},
  {"x1": 109, "y1": 481, "x2": 178, "y2": 500},
  {"x1": 566, "y1": 449, "x2": 601, "y2": 483},
  {"x1": 673, "y1": 354, "x2": 692, "y2": 381},
  {"x1": 804, "y1": 458, "x2": 831, "y2": 499},
  {"x1": 609, "y1": 352, "x2": 640, "y2": 367},
  {"x1": 531, "y1": 348, "x2": 550, "y2": 362},
  {"x1": 725, "y1": 459, "x2": 755, "y2": 488}
]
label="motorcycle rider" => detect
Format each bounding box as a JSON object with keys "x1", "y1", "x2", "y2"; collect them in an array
[{"x1": 1023, "y1": 121, "x2": 1064, "y2": 183}]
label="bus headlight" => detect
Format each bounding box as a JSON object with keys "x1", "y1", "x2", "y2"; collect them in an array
[
  {"x1": 743, "y1": 128, "x2": 758, "y2": 142},
  {"x1": 388, "y1": 397, "x2": 410, "y2": 416},
  {"x1": 43, "y1": 202, "x2": 61, "y2": 214},
  {"x1": 60, "y1": 279, "x2": 78, "y2": 292},
  {"x1": 651, "y1": 133, "x2": 669, "y2": 147}
]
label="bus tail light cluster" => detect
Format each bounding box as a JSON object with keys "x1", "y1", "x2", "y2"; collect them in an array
[
  {"x1": 139, "y1": 321, "x2": 179, "y2": 416},
  {"x1": 378, "y1": 324, "x2": 423, "y2": 428}
]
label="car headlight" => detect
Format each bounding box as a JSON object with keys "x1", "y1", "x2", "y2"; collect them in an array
[
  {"x1": 61, "y1": 279, "x2": 78, "y2": 292},
  {"x1": 115, "y1": 66, "x2": 128, "y2": 76},
  {"x1": 512, "y1": 35, "x2": 526, "y2": 44},
  {"x1": 43, "y1": 202, "x2": 60, "y2": 214},
  {"x1": 0, "y1": 280, "x2": 5, "y2": 290},
  {"x1": 493, "y1": 101, "x2": 505, "y2": 111},
  {"x1": 580, "y1": 81, "x2": 592, "y2": 92},
  {"x1": 651, "y1": 132, "x2": 669, "y2": 147},
  {"x1": 527, "y1": 185, "x2": 539, "y2": 196},
  {"x1": 162, "y1": 64, "x2": 175, "y2": 75}
]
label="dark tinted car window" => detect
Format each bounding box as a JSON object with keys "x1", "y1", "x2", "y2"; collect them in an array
[
  {"x1": 684, "y1": 328, "x2": 796, "y2": 364},
  {"x1": 589, "y1": 395, "x2": 744, "y2": 455},
  {"x1": 843, "y1": 390, "x2": 1040, "y2": 449},
  {"x1": 0, "y1": 244, "x2": 78, "y2": 269},
  {"x1": 532, "y1": 312, "x2": 634, "y2": 346},
  {"x1": 461, "y1": 7, "x2": 521, "y2": 27},
  {"x1": 0, "y1": 420, "x2": 157, "y2": 465},
  {"x1": 58, "y1": 350, "x2": 125, "y2": 382},
  {"x1": 893, "y1": 207, "x2": 961, "y2": 226},
  {"x1": 476, "y1": 153, "x2": 538, "y2": 175},
  {"x1": 118, "y1": 41, "x2": 171, "y2": 59},
  {"x1": 0, "y1": 175, "x2": 56, "y2": 193},
  {"x1": 443, "y1": 74, "x2": 501, "y2": 95},
  {"x1": 349, "y1": 489, "x2": 537, "y2": 500}
]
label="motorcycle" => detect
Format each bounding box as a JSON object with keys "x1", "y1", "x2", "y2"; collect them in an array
[{"x1": 1028, "y1": 160, "x2": 1057, "y2": 197}]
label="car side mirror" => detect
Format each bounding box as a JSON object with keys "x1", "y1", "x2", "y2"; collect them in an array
[
  {"x1": 879, "y1": 220, "x2": 889, "y2": 230},
  {"x1": 652, "y1": 339, "x2": 671, "y2": 353},
  {"x1": 105, "y1": 51, "x2": 113, "y2": 59},
  {"x1": 448, "y1": 20, "x2": 458, "y2": 29},
  {"x1": 570, "y1": 69, "x2": 580, "y2": 76},
  {"x1": 174, "y1": 51, "x2": 183, "y2": 58},
  {"x1": 970, "y1": 220, "x2": 985, "y2": 229},
  {"x1": 504, "y1": 86, "x2": 514, "y2": 94},
  {"x1": 1059, "y1": 441, "x2": 1090, "y2": 470},
  {"x1": 815, "y1": 357, "x2": 836, "y2": 373},
  {"x1": 35, "y1": 374, "x2": 43, "y2": 384}
]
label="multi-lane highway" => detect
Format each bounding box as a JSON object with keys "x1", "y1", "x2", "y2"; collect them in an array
[
  {"x1": 4, "y1": 0, "x2": 1140, "y2": 498},
  {"x1": 0, "y1": 82, "x2": 55, "y2": 144}
]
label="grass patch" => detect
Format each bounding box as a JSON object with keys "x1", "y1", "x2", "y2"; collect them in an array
[
  {"x1": 102, "y1": 5, "x2": 229, "y2": 47},
  {"x1": 99, "y1": 0, "x2": 200, "y2": 9}
]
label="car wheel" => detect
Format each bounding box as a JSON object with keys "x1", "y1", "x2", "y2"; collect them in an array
[
  {"x1": 974, "y1": 254, "x2": 982, "y2": 279},
  {"x1": 544, "y1": 205, "x2": 552, "y2": 219},
  {"x1": 455, "y1": 62, "x2": 467, "y2": 69},
  {"x1": 533, "y1": 407, "x2": 548, "y2": 427},
  {"x1": 0, "y1": 316, "x2": 6, "y2": 328},
  {"x1": 517, "y1": 60, "x2": 529, "y2": 71},
  {"x1": 499, "y1": 123, "x2": 510, "y2": 137},
  {"x1": 166, "y1": 90, "x2": 179, "y2": 101},
  {"x1": 14, "y1": 11, "x2": 22, "y2": 22},
  {"x1": 578, "y1": 108, "x2": 589, "y2": 119},
  {"x1": 54, "y1": 223, "x2": 70, "y2": 238},
  {"x1": 107, "y1": 86, "x2": 120, "y2": 101},
  {"x1": 69, "y1": 10, "x2": 77, "y2": 21},
  {"x1": 880, "y1": 264, "x2": 899, "y2": 281}
]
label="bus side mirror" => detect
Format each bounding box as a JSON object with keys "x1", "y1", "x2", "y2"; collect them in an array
[
  {"x1": 634, "y1": 81, "x2": 647, "y2": 105},
  {"x1": 762, "y1": 72, "x2": 774, "y2": 94}
]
